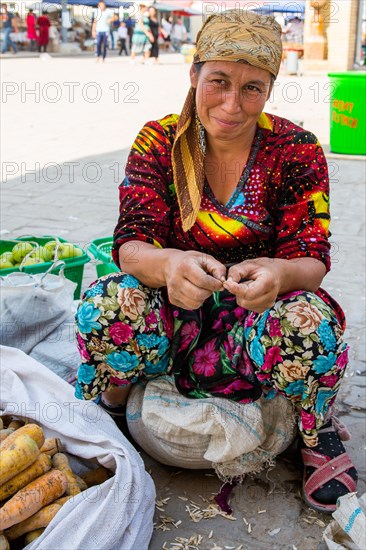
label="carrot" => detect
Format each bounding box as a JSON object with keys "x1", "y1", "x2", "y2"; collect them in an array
[
  {"x1": 0, "y1": 535, "x2": 9, "y2": 550},
  {"x1": 53, "y1": 495, "x2": 72, "y2": 506},
  {"x1": 0, "y1": 470, "x2": 67, "y2": 531},
  {"x1": 5, "y1": 503, "x2": 62, "y2": 540},
  {"x1": 0, "y1": 453, "x2": 52, "y2": 501},
  {"x1": 52, "y1": 454, "x2": 80, "y2": 496},
  {"x1": 80, "y1": 466, "x2": 112, "y2": 487},
  {"x1": 0, "y1": 429, "x2": 15, "y2": 443},
  {"x1": 24, "y1": 528, "x2": 45, "y2": 544},
  {"x1": 73, "y1": 474, "x2": 88, "y2": 491},
  {"x1": 0, "y1": 433, "x2": 40, "y2": 484},
  {"x1": 0, "y1": 416, "x2": 12, "y2": 429},
  {"x1": 40, "y1": 437, "x2": 62, "y2": 457},
  {"x1": 7, "y1": 419, "x2": 24, "y2": 430},
  {"x1": 0, "y1": 424, "x2": 44, "y2": 451}
]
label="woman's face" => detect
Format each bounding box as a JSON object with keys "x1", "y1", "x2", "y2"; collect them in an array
[{"x1": 190, "y1": 61, "x2": 272, "y2": 146}]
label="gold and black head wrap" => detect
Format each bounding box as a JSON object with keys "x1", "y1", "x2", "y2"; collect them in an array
[{"x1": 172, "y1": 9, "x2": 283, "y2": 232}]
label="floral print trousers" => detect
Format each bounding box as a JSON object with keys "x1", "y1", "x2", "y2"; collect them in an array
[{"x1": 75, "y1": 272, "x2": 349, "y2": 447}]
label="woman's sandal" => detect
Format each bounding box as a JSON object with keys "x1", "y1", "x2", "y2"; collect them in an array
[{"x1": 301, "y1": 416, "x2": 358, "y2": 513}]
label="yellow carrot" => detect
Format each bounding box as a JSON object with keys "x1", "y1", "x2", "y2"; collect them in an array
[
  {"x1": 5, "y1": 503, "x2": 61, "y2": 540},
  {"x1": 0, "y1": 535, "x2": 10, "y2": 550},
  {"x1": 73, "y1": 474, "x2": 88, "y2": 491},
  {"x1": 0, "y1": 429, "x2": 15, "y2": 443},
  {"x1": 0, "y1": 424, "x2": 44, "y2": 451},
  {"x1": 8, "y1": 419, "x2": 24, "y2": 430},
  {"x1": 0, "y1": 453, "x2": 52, "y2": 501},
  {"x1": 53, "y1": 495, "x2": 72, "y2": 506},
  {"x1": 52, "y1": 453, "x2": 80, "y2": 496},
  {"x1": 81, "y1": 466, "x2": 112, "y2": 487},
  {"x1": 40, "y1": 437, "x2": 62, "y2": 457},
  {"x1": 24, "y1": 528, "x2": 45, "y2": 545},
  {"x1": 0, "y1": 434, "x2": 40, "y2": 484},
  {"x1": 0, "y1": 470, "x2": 68, "y2": 531}
]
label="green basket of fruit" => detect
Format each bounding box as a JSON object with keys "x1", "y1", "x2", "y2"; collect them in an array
[
  {"x1": 0, "y1": 235, "x2": 90, "y2": 299},
  {"x1": 88, "y1": 236, "x2": 119, "y2": 278}
]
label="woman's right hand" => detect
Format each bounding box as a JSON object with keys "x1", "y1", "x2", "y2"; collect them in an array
[{"x1": 164, "y1": 250, "x2": 226, "y2": 309}]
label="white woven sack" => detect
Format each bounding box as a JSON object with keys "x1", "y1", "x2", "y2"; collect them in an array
[
  {"x1": 126, "y1": 376, "x2": 296, "y2": 478},
  {"x1": 323, "y1": 492, "x2": 366, "y2": 550},
  {"x1": 0, "y1": 346, "x2": 156, "y2": 550}
]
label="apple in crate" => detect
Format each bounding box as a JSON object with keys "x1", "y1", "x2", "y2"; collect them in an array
[
  {"x1": 0, "y1": 256, "x2": 14, "y2": 269},
  {"x1": 12, "y1": 242, "x2": 34, "y2": 263},
  {"x1": 57, "y1": 243, "x2": 83, "y2": 260},
  {"x1": 0, "y1": 252, "x2": 14, "y2": 265}
]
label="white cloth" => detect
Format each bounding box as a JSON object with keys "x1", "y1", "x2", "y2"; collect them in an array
[
  {"x1": 171, "y1": 23, "x2": 186, "y2": 41},
  {"x1": 118, "y1": 26, "x2": 128, "y2": 39},
  {"x1": 127, "y1": 375, "x2": 296, "y2": 480},
  {"x1": 95, "y1": 9, "x2": 112, "y2": 33},
  {"x1": 0, "y1": 346, "x2": 156, "y2": 550}
]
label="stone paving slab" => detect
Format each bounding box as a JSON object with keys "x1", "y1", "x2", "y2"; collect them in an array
[{"x1": 1, "y1": 55, "x2": 365, "y2": 549}]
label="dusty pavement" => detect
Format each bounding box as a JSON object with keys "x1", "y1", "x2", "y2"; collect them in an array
[{"x1": 1, "y1": 52, "x2": 365, "y2": 549}]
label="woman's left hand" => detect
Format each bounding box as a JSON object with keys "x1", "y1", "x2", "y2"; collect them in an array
[{"x1": 223, "y1": 258, "x2": 280, "y2": 313}]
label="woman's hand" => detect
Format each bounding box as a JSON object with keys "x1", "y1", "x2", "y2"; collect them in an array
[
  {"x1": 223, "y1": 258, "x2": 281, "y2": 313},
  {"x1": 164, "y1": 250, "x2": 226, "y2": 310}
]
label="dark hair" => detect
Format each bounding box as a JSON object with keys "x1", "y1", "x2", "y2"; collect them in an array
[{"x1": 194, "y1": 62, "x2": 205, "y2": 73}]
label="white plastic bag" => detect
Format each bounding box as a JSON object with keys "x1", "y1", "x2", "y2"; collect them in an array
[
  {"x1": 323, "y1": 492, "x2": 366, "y2": 550},
  {"x1": 0, "y1": 263, "x2": 76, "y2": 353},
  {"x1": 0, "y1": 346, "x2": 156, "y2": 550}
]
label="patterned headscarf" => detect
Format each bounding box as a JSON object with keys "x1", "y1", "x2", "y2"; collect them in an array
[{"x1": 172, "y1": 10, "x2": 283, "y2": 232}]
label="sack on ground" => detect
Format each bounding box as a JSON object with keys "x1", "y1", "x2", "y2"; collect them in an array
[
  {"x1": 0, "y1": 346, "x2": 155, "y2": 550},
  {"x1": 0, "y1": 268, "x2": 75, "y2": 353},
  {"x1": 127, "y1": 375, "x2": 297, "y2": 480},
  {"x1": 323, "y1": 492, "x2": 366, "y2": 550}
]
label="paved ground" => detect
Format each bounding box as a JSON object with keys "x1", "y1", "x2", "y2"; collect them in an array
[{"x1": 1, "y1": 51, "x2": 365, "y2": 550}]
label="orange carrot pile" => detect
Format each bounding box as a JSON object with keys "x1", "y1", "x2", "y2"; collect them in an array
[{"x1": 0, "y1": 415, "x2": 113, "y2": 549}]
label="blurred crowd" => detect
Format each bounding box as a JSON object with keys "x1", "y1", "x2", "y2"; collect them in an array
[{"x1": 1, "y1": 1, "x2": 307, "y2": 59}]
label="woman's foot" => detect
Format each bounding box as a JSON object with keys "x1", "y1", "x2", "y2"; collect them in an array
[{"x1": 301, "y1": 419, "x2": 358, "y2": 512}]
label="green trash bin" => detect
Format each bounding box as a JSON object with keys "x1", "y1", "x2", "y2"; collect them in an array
[{"x1": 328, "y1": 72, "x2": 366, "y2": 155}]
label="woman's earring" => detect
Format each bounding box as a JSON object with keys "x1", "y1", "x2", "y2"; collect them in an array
[{"x1": 196, "y1": 115, "x2": 206, "y2": 156}]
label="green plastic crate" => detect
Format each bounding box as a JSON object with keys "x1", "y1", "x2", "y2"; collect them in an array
[
  {"x1": 88, "y1": 237, "x2": 119, "y2": 278},
  {"x1": 0, "y1": 235, "x2": 90, "y2": 299}
]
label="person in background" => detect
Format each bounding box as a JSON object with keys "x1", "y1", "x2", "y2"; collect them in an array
[
  {"x1": 130, "y1": 3, "x2": 153, "y2": 65},
  {"x1": 26, "y1": 8, "x2": 38, "y2": 51},
  {"x1": 37, "y1": 10, "x2": 51, "y2": 53},
  {"x1": 1, "y1": 3, "x2": 18, "y2": 54},
  {"x1": 92, "y1": 0, "x2": 113, "y2": 62},
  {"x1": 109, "y1": 12, "x2": 119, "y2": 50},
  {"x1": 161, "y1": 14, "x2": 172, "y2": 49},
  {"x1": 170, "y1": 16, "x2": 187, "y2": 53},
  {"x1": 124, "y1": 15, "x2": 135, "y2": 50},
  {"x1": 118, "y1": 20, "x2": 128, "y2": 56},
  {"x1": 148, "y1": 5, "x2": 160, "y2": 64},
  {"x1": 283, "y1": 16, "x2": 304, "y2": 43}
]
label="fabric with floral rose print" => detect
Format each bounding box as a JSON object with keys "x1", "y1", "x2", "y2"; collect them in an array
[{"x1": 75, "y1": 273, "x2": 348, "y2": 445}]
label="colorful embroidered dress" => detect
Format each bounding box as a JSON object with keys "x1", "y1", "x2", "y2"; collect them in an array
[
  {"x1": 75, "y1": 112, "x2": 348, "y2": 445},
  {"x1": 113, "y1": 112, "x2": 331, "y2": 270}
]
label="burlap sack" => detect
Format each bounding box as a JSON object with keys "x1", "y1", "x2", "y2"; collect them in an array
[{"x1": 126, "y1": 375, "x2": 297, "y2": 481}]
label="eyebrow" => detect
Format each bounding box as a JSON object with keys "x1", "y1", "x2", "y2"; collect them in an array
[{"x1": 207, "y1": 71, "x2": 269, "y2": 86}]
